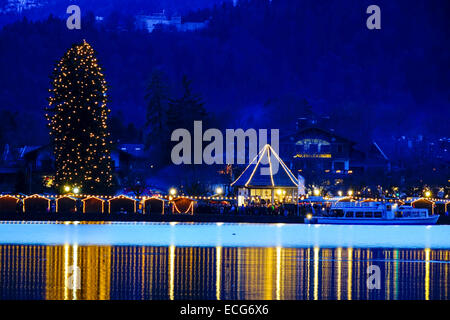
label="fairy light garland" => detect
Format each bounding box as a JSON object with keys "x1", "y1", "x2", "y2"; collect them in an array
[{"x1": 46, "y1": 40, "x2": 113, "y2": 194}]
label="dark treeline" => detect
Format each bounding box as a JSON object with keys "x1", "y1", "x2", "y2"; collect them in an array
[{"x1": 0, "y1": 0, "x2": 448, "y2": 150}]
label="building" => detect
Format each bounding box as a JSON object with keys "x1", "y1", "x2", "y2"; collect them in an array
[
  {"x1": 135, "y1": 12, "x2": 208, "y2": 33},
  {"x1": 1, "y1": 0, "x2": 44, "y2": 13},
  {"x1": 231, "y1": 144, "x2": 299, "y2": 204},
  {"x1": 280, "y1": 115, "x2": 390, "y2": 189},
  {"x1": 0, "y1": 144, "x2": 53, "y2": 193},
  {"x1": 0, "y1": 143, "x2": 147, "y2": 193}
]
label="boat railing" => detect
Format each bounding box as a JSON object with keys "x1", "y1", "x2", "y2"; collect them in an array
[{"x1": 333, "y1": 202, "x2": 381, "y2": 208}]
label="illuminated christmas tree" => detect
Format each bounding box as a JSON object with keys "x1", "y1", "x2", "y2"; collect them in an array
[{"x1": 46, "y1": 40, "x2": 113, "y2": 194}]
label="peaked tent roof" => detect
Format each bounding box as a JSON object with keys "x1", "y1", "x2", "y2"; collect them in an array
[{"x1": 231, "y1": 144, "x2": 299, "y2": 188}]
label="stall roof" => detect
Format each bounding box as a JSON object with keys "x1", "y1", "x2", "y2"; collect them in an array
[{"x1": 231, "y1": 144, "x2": 299, "y2": 188}]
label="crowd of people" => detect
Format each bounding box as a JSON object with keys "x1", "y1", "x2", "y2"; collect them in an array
[{"x1": 195, "y1": 200, "x2": 322, "y2": 217}]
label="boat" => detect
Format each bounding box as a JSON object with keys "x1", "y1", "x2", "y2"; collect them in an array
[{"x1": 304, "y1": 201, "x2": 439, "y2": 225}]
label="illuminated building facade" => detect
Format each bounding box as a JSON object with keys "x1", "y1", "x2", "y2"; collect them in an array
[
  {"x1": 231, "y1": 144, "x2": 299, "y2": 204},
  {"x1": 281, "y1": 117, "x2": 390, "y2": 188}
]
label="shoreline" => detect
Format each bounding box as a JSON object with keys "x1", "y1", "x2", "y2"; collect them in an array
[
  {"x1": 0, "y1": 212, "x2": 448, "y2": 224},
  {"x1": 0, "y1": 212, "x2": 306, "y2": 224}
]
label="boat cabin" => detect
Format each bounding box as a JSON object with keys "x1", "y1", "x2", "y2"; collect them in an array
[{"x1": 329, "y1": 202, "x2": 430, "y2": 219}]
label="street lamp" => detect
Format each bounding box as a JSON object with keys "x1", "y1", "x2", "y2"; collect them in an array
[
  {"x1": 215, "y1": 187, "x2": 223, "y2": 195},
  {"x1": 313, "y1": 189, "x2": 320, "y2": 196},
  {"x1": 348, "y1": 190, "x2": 353, "y2": 196},
  {"x1": 64, "y1": 185, "x2": 71, "y2": 193},
  {"x1": 73, "y1": 187, "x2": 80, "y2": 194},
  {"x1": 424, "y1": 190, "x2": 431, "y2": 198},
  {"x1": 169, "y1": 188, "x2": 177, "y2": 196},
  {"x1": 338, "y1": 190, "x2": 343, "y2": 197}
]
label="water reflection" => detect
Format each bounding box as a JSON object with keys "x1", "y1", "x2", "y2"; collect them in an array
[{"x1": 0, "y1": 245, "x2": 448, "y2": 300}]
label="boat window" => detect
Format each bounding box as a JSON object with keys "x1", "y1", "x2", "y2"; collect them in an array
[
  {"x1": 355, "y1": 211, "x2": 363, "y2": 217},
  {"x1": 345, "y1": 211, "x2": 354, "y2": 218},
  {"x1": 396, "y1": 211, "x2": 403, "y2": 218},
  {"x1": 364, "y1": 212, "x2": 373, "y2": 218},
  {"x1": 374, "y1": 212, "x2": 382, "y2": 218},
  {"x1": 331, "y1": 209, "x2": 344, "y2": 217}
]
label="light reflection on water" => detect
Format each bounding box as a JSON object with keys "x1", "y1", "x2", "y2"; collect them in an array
[{"x1": 0, "y1": 245, "x2": 448, "y2": 300}]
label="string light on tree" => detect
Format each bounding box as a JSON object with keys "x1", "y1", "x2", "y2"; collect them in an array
[{"x1": 47, "y1": 40, "x2": 113, "y2": 194}]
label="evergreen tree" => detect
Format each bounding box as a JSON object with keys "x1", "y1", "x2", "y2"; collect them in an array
[
  {"x1": 167, "y1": 75, "x2": 207, "y2": 132},
  {"x1": 145, "y1": 69, "x2": 170, "y2": 150},
  {"x1": 46, "y1": 40, "x2": 113, "y2": 194},
  {"x1": 166, "y1": 75, "x2": 207, "y2": 174}
]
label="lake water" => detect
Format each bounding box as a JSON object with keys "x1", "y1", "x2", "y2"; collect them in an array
[{"x1": 0, "y1": 221, "x2": 448, "y2": 300}]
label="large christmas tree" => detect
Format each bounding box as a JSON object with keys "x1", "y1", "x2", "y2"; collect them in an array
[{"x1": 47, "y1": 40, "x2": 113, "y2": 194}]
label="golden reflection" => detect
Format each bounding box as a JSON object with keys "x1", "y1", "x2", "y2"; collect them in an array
[
  {"x1": 276, "y1": 246, "x2": 281, "y2": 300},
  {"x1": 446, "y1": 251, "x2": 448, "y2": 299},
  {"x1": 337, "y1": 247, "x2": 342, "y2": 300},
  {"x1": 240, "y1": 247, "x2": 276, "y2": 300},
  {"x1": 347, "y1": 248, "x2": 352, "y2": 300},
  {"x1": 425, "y1": 248, "x2": 430, "y2": 300},
  {"x1": 385, "y1": 250, "x2": 391, "y2": 300},
  {"x1": 216, "y1": 246, "x2": 222, "y2": 300},
  {"x1": 46, "y1": 245, "x2": 111, "y2": 300},
  {"x1": 237, "y1": 247, "x2": 241, "y2": 300},
  {"x1": 62, "y1": 244, "x2": 80, "y2": 300},
  {"x1": 306, "y1": 248, "x2": 310, "y2": 300},
  {"x1": 313, "y1": 246, "x2": 319, "y2": 300},
  {"x1": 169, "y1": 245, "x2": 175, "y2": 300},
  {"x1": 265, "y1": 248, "x2": 275, "y2": 300},
  {"x1": 0, "y1": 245, "x2": 448, "y2": 300},
  {"x1": 73, "y1": 244, "x2": 78, "y2": 300},
  {"x1": 394, "y1": 250, "x2": 399, "y2": 300},
  {"x1": 321, "y1": 249, "x2": 332, "y2": 300},
  {"x1": 63, "y1": 244, "x2": 69, "y2": 300}
]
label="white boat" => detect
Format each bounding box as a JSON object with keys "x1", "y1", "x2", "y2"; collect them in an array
[{"x1": 304, "y1": 201, "x2": 439, "y2": 225}]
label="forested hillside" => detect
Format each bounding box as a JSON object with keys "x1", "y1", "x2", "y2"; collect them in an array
[{"x1": 0, "y1": 0, "x2": 448, "y2": 147}]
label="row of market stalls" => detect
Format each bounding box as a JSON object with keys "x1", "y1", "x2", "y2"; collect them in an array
[
  {"x1": 405, "y1": 198, "x2": 449, "y2": 215},
  {"x1": 1, "y1": 193, "x2": 446, "y2": 216},
  {"x1": 0, "y1": 194, "x2": 196, "y2": 215},
  {"x1": 0, "y1": 144, "x2": 448, "y2": 216}
]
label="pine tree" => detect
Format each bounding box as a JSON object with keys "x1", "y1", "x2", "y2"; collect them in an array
[
  {"x1": 145, "y1": 69, "x2": 169, "y2": 151},
  {"x1": 46, "y1": 40, "x2": 113, "y2": 194},
  {"x1": 167, "y1": 75, "x2": 207, "y2": 132}
]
